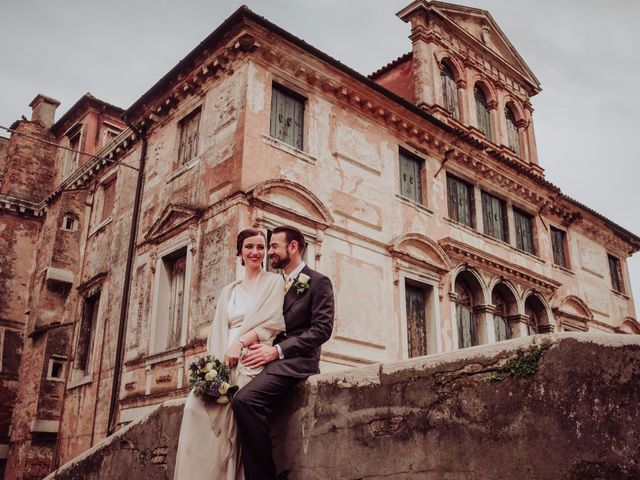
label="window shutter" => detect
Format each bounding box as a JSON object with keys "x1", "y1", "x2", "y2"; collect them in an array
[
  {"x1": 551, "y1": 228, "x2": 567, "y2": 267},
  {"x1": 406, "y1": 285, "x2": 428, "y2": 357},
  {"x1": 399, "y1": 152, "x2": 422, "y2": 203},
  {"x1": 271, "y1": 86, "x2": 304, "y2": 150},
  {"x1": 458, "y1": 181, "x2": 471, "y2": 226},
  {"x1": 447, "y1": 175, "x2": 458, "y2": 221}
]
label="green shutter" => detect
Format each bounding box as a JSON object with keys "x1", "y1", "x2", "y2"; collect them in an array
[
  {"x1": 399, "y1": 151, "x2": 422, "y2": 204},
  {"x1": 271, "y1": 86, "x2": 304, "y2": 149},
  {"x1": 515, "y1": 210, "x2": 534, "y2": 254},
  {"x1": 447, "y1": 175, "x2": 458, "y2": 221},
  {"x1": 551, "y1": 228, "x2": 567, "y2": 267}
]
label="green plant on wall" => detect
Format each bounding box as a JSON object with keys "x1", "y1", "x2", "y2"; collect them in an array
[{"x1": 488, "y1": 339, "x2": 551, "y2": 382}]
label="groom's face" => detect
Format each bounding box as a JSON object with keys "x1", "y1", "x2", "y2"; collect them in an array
[{"x1": 268, "y1": 232, "x2": 291, "y2": 269}]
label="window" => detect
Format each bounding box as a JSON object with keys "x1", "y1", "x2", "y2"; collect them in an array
[
  {"x1": 62, "y1": 125, "x2": 82, "y2": 178},
  {"x1": 153, "y1": 247, "x2": 188, "y2": 352},
  {"x1": 551, "y1": 227, "x2": 568, "y2": 268},
  {"x1": 399, "y1": 149, "x2": 423, "y2": 204},
  {"x1": 61, "y1": 214, "x2": 78, "y2": 232},
  {"x1": 441, "y1": 63, "x2": 459, "y2": 120},
  {"x1": 474, "y1": 86, "x2": 492, "y2": 140},
  {"x1": 514, "y1": 208, "x2": 535, "y2": 254},
  {"x1": 455, "y1": 278, "x2": 478, "y2": 348},
  {"x1": 608, "y1": 254, "x2": 625, "y2": 293},
  {"x1": 405, "y1": 281, "x2": 437, "y2": 358},
  {"x1": 1, "y1": 329, "x2": 23, "y2": 377},
  {"x1": 102, "y1": 124, "x2": 122, "y2": 147},
  {"x1": 177, "y1": 107, "x2": 201, "y2": 166},
  {"x1": 47, "y1": 355, "x2": 67, "y2": 381},
  {"x1": 75, "y1": 292, "x2": 100, "y2": 374},
  {"x1": 505, "y1": 107, "x2": 520, "y2": 156},
  {"x1": 270, "y1": 84, "x2": 304, "y2": 150},
  {"x1": 481, "y1": 192, "x2": 508, "y2": 242},
  {"x1": 100, "y1": 179, "x2": 116, "y2": 222},
  {"x1": 447, "y1": 174, "x2": 474, "y2": 227},
  {"x1": 492, "y1": 291, "x2": 511, "y2": 342}
]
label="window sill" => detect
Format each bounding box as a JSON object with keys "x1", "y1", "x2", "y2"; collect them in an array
[
  {"x1": 552, "y1": 264, "x2": 574, "y2": 276},
  {"x1": 89, "y1": 216, "x2": 112, "y2": 237},
  {"x1": 611, "y1": 289, "x2": 630, "y2": 300},
  {"x1": 395, "y1": 194, "x2": 433, "y2": 217},
  {"x1": 167, "y1": 157, "x2": 200, "y2": 183},
  {"x1": 144, "y1": 347, "x2": 185, "y2": 367},
  {"x1": 67, "y1": 374, "x2": 92, "y2": 390},
  {"x1": 262, "y1": 135, "x2": 317, "y2": 165}
]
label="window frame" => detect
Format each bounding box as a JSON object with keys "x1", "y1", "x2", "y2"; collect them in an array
[
  {"x1": 474, "y1": 86, "x2": 492, "y2": 140},
  {"x1": 74, "y1": 291, "x2": 101, "y2": 375},
  {"x1": 505, "y1": 106, "x2": 520, "y2": 156},
  {"x1": 440, "y1": 62, "x2": 460, "y2": 120}
]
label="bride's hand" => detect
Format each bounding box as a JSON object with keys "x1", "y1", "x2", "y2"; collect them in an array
[{"x1": 225, "y1": 341, "x2": 242, "y2": 368}]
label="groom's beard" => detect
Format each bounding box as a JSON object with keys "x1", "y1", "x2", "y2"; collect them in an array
[{"x1": 270, "y1": 251, "x2": 290, "y2": 270}]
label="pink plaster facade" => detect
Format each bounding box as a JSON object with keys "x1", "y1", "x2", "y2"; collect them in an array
[{"x1": 1, "y1": 2, "x2": 639, "y2": 478}]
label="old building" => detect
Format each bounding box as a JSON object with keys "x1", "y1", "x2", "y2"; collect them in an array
[{"x1": 1, "y1": 1, "x2": 638, "y2": 478}]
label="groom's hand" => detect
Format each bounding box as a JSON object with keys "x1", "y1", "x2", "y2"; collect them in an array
[{"x1": 242, "y1": 344, "x2": 278, "y2": 368}]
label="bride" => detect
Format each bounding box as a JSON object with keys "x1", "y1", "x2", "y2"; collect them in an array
[{"x1": 173, "y1": 229, "x2": 285, "y2": 479}]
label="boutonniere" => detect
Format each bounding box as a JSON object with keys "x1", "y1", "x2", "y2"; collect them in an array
[{"x1": 293, "y1": 273, "x2": 310, "y2": 295}]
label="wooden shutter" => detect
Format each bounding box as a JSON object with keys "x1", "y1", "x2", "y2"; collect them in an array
[
  {"x1": 441, "y1": 65, "x2": 459, "y2": 120},
  {"x1": 494, "y1": 316, "x2": 509, "y2": 341},
  {"x1": 270, "y1": 86, "x2": 304, "y2": 150},
  {"x1": 167, "y1": 255, "x2": 186, "y2": 350},
  {"x1": 482, "y1": 192, "x2": 506, "y2": 241},
  {"x1": 76, "y1": 293, "x2": 100, "y2": 373},
  {"x1": 448, "y1": 175, "x2": 472, "y2": 227},
  {"x1": 178, "y1": 108, "x2": 201, "y2": 166},
  {"x1": 399, "y1": 151, "x2": 422, "y2": 204},
  {"x1": 506, "y1": 108, "x2": 520, "y2": 155},
  {"x1": 514, "y1": 209, "x2": 534, "y2": 254},
  {"x1": 551, "y1": 227, "x2": 567, "y2": 267},
  {"x1": 457, "y1": 304, "x2": 477, "y2": 348},
  {"x1": 447, "y1": 175, "x2": 458, "y2": 221},
  {"x1": 608, "y1": 255, "x2": 624, "y2": 293},
  {"x1": 475, "y1": 88, "x2": 492, "y2": 140},
  {"x1": 405, "y1": 284, "x2": 427, "y2": 358}
]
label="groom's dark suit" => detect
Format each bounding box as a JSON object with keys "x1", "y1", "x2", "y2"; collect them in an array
[{"x1": 233, "y1": 265, "x2": 334, "y2": 480}]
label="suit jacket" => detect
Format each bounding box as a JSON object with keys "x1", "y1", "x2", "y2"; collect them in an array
[{"x1": 266, "y1": 265, "x2": 334, "y2": 378}]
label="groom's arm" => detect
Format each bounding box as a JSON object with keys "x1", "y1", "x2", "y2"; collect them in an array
[{"x1": 276, "y1": 275, "x2": 334, "y2": 358}]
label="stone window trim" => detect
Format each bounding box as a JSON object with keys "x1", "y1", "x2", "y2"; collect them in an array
[
  {"x1": 46, "y1": 355, "x2": 68, "y2": 382},
  {"x1": 61, "y1": 213, "x2": 79, "y2": 232},
  {"x1": 149, "y1": 237, "x2": 193, "y2": 355},
  {"x1": 166, "y1": 156, "x2": 200, "y2": 183},
  {"x1": 394, "y1": 194, "x2": 434, "y2": 217}
]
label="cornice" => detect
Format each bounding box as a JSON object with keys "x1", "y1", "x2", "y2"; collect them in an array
[
  {"x1": 0, "y1": 194, "x2": 43, "y2": 218},
  {"x1": 439, "y1": 237, "x2": 561, "y2": 293}
]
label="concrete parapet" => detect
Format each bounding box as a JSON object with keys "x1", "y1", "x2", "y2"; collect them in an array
[{"x1": 45, "y1": 334, "x2": 640, "y2": 479}]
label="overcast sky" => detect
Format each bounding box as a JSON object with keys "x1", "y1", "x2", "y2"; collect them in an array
[{"x1": 2, "y1": 0, "x2": 639, "y2": 316}]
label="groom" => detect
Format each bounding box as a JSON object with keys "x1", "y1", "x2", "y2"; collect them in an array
[{"x1": 234, "y1": 225, "x2": 335, "y2": 480}]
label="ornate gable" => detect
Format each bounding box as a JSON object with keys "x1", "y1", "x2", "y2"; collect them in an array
[{"x1": 144, "y1": 204, "x2": 201, "y2": 244}]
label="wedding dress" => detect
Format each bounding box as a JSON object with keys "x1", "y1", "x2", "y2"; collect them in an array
[{"x1": 173, "y1": 271, "x2": 285, "y2": 480}]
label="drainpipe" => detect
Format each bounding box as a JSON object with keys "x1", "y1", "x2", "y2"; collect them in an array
[{"x1": 107, "y1": 115, "x2": 147, "y2": 436}]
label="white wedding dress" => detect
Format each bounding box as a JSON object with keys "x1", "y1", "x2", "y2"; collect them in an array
[{"x1": 173, "y1": 286, "x2": 251, "y2": 480}]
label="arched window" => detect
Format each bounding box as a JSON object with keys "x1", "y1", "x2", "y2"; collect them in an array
[
  {"x1": 441, "y1": 62, "x2": 459, "y2": 120},
  {"x1": 455, "y1": 277, "x2": 478, "y2": 348},
  {"x1": 505, "y1": 106, "x2": 520, "y2": 156},
  {"x1": 525, "y1": 295, "x2": 549, "y2": 335},
  {"x1": 474, "y1": 86, "x2": 492, "y2": 140},
  {"x1": 492, "y1": 290, "x2": 511, "y2": 341}
]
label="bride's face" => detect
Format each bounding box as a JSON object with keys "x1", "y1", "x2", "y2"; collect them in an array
[{"x1": 241, "y1": 234, "x2": 266, "y2": 268}]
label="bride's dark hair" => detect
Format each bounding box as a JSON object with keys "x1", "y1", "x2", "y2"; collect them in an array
[{"x1": 236, "y1": 228, "x2": 266, "y2": 265}]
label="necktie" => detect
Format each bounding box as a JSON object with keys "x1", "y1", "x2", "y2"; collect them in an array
[{"x1": 284, "y1": 274, "x2": 293, "y2": 292}]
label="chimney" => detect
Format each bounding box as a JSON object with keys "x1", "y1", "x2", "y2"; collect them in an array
[{"x1": 29, "y1": 94, "x2": 61, "y2": 129}]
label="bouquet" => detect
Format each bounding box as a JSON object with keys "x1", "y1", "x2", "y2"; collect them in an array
[{"x1": 188, "y1": 354, "x2": 239, "y2": 404}]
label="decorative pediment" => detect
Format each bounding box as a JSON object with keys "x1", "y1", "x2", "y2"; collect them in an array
[
  {"x1": 389, "y1": 233, "x2": 452, "y2": 272},
  {"x1": 247, "y1": 179, "x2": 334, "y2": 228},
  {"x1": 554, "y1": 295, "x2": 594, "y2": 320},
  {"x1": 619, "y1": 317, "x2": 640, "y2": 334},
  {"x1": 144, "y1": 204, "x2": 201, "y2": 243}
]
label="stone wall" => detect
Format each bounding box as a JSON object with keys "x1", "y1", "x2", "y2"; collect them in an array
[{"x1": 44, "y1": 333, "x2": 640, "y2": 480}]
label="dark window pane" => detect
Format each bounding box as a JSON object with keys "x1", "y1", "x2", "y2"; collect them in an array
[
  {"x1": 76, "y1": 292, "x2": 100, "y2": 373},
  {"x1": 2, "y1": 330, "x2": 23, "y2": 376},
  {"x1": 608, "y1": 254, "x2": 624, "y2": 293},
  {"x1": 551, "y1": 227, "x2": 567, "y2": 268}
]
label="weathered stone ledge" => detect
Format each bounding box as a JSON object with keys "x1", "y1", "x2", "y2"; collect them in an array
[{"x1": 46, "y1": 333, "x2": 640, "y2": 479}]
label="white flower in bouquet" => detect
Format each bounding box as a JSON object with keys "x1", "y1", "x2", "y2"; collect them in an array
[
  {"x1": 218, "y1": 382, "x2": 230, "y2": 395},
  {"x1": 203, "y1": 362, "x2": 214, "y2": 372},
  {"x1": 204, "y1": 370, "x2": 218, "y2": 381},
  {"x1": 216, "y1": 396, "x2": 230, "y2": 405}
]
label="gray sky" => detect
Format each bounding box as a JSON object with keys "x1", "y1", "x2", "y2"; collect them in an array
[{"x1": 2, "y1": 0, "x2": 639, "y2": 315}]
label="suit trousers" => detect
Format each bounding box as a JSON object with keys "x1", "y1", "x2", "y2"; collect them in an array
[{"x1": 232, "y1": 369, "x2": 299, "y2": 480}]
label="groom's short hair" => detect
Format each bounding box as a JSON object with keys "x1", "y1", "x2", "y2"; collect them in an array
[{"x1": 273, "y1": 225, "x2": 306, "y2": 254}]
